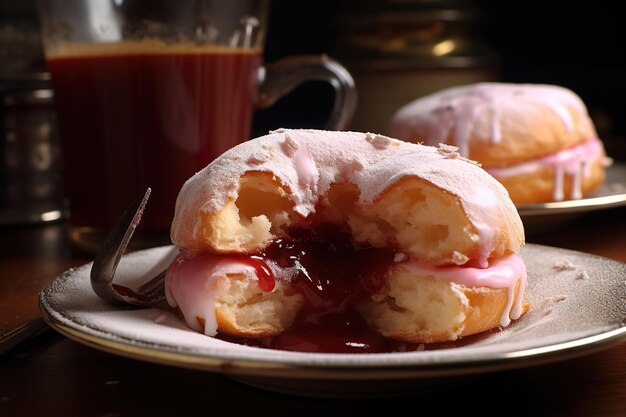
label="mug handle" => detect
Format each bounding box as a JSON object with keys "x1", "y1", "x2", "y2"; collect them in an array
[{"x1": 257, "y1": 55, "x2": 357, "y2": 130}]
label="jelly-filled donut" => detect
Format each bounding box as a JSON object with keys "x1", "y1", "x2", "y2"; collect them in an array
[
  {"x1": 165, "y1": 129, "x2": 527, "y2": 352},
  {"x1": 388, "y1": 83, "x2": 609, "y2": 204}
]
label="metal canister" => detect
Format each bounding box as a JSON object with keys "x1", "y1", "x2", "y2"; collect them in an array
[
  {"x1": 0, "y1": 0, "x2": 65, "y2": 224},
  {"x1": 335, "y1": 0, "x2": 498, "y2": 133},
  {"x1": 0, "y1": 74, "x2": 65, "y2": 224}
]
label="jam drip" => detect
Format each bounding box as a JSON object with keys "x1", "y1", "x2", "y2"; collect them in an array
[
  {"x1": 232, "y1": 226, "x2": 397, "y2": 353},
  {"x1": 232, "y1": 255, "x2": 275, "y2": 292}
]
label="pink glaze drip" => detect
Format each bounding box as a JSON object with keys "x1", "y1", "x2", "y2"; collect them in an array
[
  {"x1": 402, "y1": 254, "x2": 527, "y2": 326},
  {"x1": 451, "y1": 93, "x2": 488, "y2": 156},
  {"x1": 165, "y1": 253, "x2": 256, "y2": 336},
  {"x1": 490, "y1": 106, "x2": 501, "y2": 143},
  {"x1": 466, "y1": 191, "x2": 501, "y2": 268},
  {"x1": 293, "y1": 143, "x2": 319, "y2": 190},
  {"x1": 486, "y1": 138, "x2": 604, "y2": 201},
  {"x1": 166, "y1": 250, "x2": 527, "y2": 337}
]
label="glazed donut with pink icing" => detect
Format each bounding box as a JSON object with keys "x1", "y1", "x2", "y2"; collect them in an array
[
  {"x1": 388, "y1": 83, "x2": 610, "y2": 204},
  {"x1": 165, "y1": 129, "x2": 527, "y2": 351}
]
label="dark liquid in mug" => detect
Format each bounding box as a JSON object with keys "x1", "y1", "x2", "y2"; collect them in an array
[{"x1": 48, "y1": 46, "x2": 261, "y2": 231}]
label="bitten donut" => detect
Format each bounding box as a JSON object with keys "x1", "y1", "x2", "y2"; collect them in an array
[
  {"x1": 388, "y1": 83, "x2": 610, "y2": 204},
  {"x1": 165, "y1": 129, "x2": 527, "y2": 351}
]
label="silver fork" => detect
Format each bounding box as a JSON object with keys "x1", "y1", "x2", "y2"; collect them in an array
[{"x1": 90, "y1": 188, "x2": 168, "y2": 307}]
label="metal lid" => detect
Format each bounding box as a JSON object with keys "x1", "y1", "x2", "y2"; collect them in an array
[
  {"x1": 334, "y1": 0, "x2": 497, "y2": 70},
  {"x1": 2, "y1": 88, "x2": 54, "y2": 108},
  {"x1": 337, "y1": 0, "x2": 483, "y2": 28},
  {"x1": 0, "y1": 72, "x2": 52, "y2": 97}
]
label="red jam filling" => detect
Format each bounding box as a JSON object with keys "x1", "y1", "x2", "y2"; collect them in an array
[
  {"x1": 218, "y1": 226, "x2": 401, "y2": 353},
  {"x1": 231, "y1": 255, "x2": 275, "y2": 292}
]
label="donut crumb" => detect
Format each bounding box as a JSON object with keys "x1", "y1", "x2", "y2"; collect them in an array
[
  {"x1": 247, "y1": 153, "x2": 270, "y2": 165},
  {"x1": 280, "y1": 134, "x2": 299, "y2": 157},
  {"x1": 541, "y1": 295, "x2": 567, "y2": 316},
  {"x1": 436, "y1": 143, "x2": 460, "y2": 158},
  {"x1": 364, "y1": 132, "x2": 392, "y2": 150},
  {"x1": 437, "y1": 142, "x2": 482, "y2": 166},
  {"x1": 462, "y1": 157, "x2": 482, "y2": 167},
  {"x1": 348, "y1": 156, "x2": 365, "y2": 172},
  {"x1": 394, "y1": 253, "x2": 408, "y2": 263},
  {"x1": 452, "y1": 251, "x2": 469, "y2": 265},
  {"x1": 553, "y1": 261, "x2": 577, "y2": 271},
  {"x1": 155, "y1": 314, "x2": 167, "y2": 324},
  {"x1": 576, "y1": 271, "x2": 589, "y2": 280}
]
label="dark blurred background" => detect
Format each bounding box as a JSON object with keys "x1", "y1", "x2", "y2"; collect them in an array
[
  {"x1": 256, "y1": 0, "x2": 625, "y2": 159},
  {"x1": 1, "y1": 0, "x2": 624, "y2": 225},
  {"x1": 2, "y1": 0, "x2": 623, "y2": 143}
]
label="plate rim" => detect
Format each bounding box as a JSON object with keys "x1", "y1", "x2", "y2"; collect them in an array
[
  {"x1": 40, "y1": 306, "x2": 626, "y2": 380},
  {"x1": 39, "y1": 243, "x2": 626, "y2": 380}
]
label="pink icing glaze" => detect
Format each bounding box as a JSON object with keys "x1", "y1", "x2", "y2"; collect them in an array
[
  {"x1": 486, "y1": 138, "x2": 605, "y2": 201},
  {"x1": 165, "y1": 253, "x2": 255, "y2": 336},
  {"x1": 166, "y1": 251, "x2": 527, "y2": 336},
  {"x1": 389, "y1": 82, "x2": 590, "y2": 159},
  {"x1": 291, "y1": 142, "x2": 319, "y2": 215},
  {"x1": 402, "y1": 254, "x2": 527, "y2": 326}
]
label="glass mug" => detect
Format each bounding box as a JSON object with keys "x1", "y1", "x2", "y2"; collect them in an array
[{"x1": 38, "y1": 0, "x2": 356, "y2": 253}]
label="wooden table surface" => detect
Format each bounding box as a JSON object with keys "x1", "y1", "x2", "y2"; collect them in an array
[{"x1": 1, "y1": 207, "x2": 625, "y2": 416}]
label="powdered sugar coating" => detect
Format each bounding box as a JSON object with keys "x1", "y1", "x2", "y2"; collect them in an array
[
  {"x1": 171, "y1": 129, "x2": 523, "y2": 262},
  {"x1": 388, "y1": 83, "x2": 589, "y2": 158}
]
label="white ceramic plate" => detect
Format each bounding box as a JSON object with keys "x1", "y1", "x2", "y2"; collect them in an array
[{"x1": 40, "y1": 244, "x2": 626, "y2": 397}]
